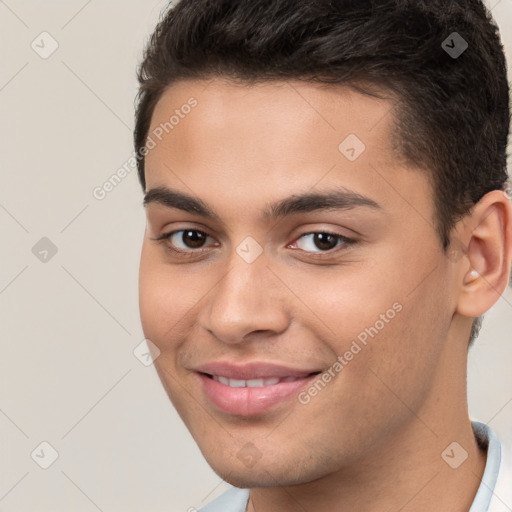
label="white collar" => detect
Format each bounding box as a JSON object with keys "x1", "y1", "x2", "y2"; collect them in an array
[{"x1": 470, "y1": 421, "x2": 512, "y2": 512}]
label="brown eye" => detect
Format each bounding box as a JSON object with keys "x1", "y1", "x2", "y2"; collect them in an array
[
  {"x1": 312, "y1": 233, "x2": 338, "y2": 251},
  {"x1": 180, "y1": 230, "x2": 207, "y2": 249},
  {"x1": 158, "y1": 229, "x2": 214, "y2": 251},
  {"x1": 294, "y1": 232, "x2": 351, "y2": 253}
]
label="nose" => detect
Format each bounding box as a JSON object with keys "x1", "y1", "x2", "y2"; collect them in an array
[{"x1": 198, "y1": 252, "x2": 290, "y2": 345}]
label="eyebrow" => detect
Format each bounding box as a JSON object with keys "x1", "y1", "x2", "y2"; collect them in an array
[{"x1": 143, "y1": 186, "x2": 382, "y2": 221}]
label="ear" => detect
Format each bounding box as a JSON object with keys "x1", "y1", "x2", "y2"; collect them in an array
[{"x1": 455, "y1": 189, "x2": 512, "y2": 318}]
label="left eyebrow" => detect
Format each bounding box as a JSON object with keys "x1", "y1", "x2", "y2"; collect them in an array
[
  {"x1": 143, "y1": 186, "x2": 382, "y2": 221},
  {"x1": 263, "y1": 188, "x2": 382, "y2": 220}
]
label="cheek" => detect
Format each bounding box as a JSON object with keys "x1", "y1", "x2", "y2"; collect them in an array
[
  {"x1": 290, "y1": 257, "x2": 446, "y2": 391},
  {"x1": 284, "y1": 261, "x2": 400, "y2": 344},
  {"x1": 139, "y1": 253, "x2": 165, "y2": 339},
  {"x1": 346, "y1": 279, "x2": 451, "y2": 417},
  {"x1": 138, "y1": 245, "x2": 194, "y2": 346}
]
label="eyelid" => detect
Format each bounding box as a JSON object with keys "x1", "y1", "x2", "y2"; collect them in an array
[
  {"x1": 287, "y1": 230, "x2": 356, "y2": 254},
  {"x1": 152, "y1": 227, "x2": 356, "y2": 259},
  {"x1": 151, "y1": 228, "x2": 217, "y2": 249}
]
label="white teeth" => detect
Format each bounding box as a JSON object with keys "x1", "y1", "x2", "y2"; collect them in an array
[
  {"x1": 246, "y1": 379, "x2": 264, "y2": 387},
  {"x1": 229, "y1": 379, "x2": 246, "y2": 388},
  {"x1": 212, "y1": 376, "x2": 285, "y2": 387}
]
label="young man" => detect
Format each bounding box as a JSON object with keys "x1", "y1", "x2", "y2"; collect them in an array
[{"x1": 135, "y1": 1, "x2": 512, "y2": 510}]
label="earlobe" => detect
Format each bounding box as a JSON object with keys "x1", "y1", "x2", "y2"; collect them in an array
[{"x1": 456, "y1": 189, "x2": 512, "y2": 318}]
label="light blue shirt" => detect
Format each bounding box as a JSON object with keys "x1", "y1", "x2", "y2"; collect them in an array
[{"x1": 198, "y1": 422, "x2": 511, "y2": 512}]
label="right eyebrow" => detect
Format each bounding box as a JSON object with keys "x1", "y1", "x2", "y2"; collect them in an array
[{"x1": 144, "y1": 187, "x2": 221, "y2": 221}]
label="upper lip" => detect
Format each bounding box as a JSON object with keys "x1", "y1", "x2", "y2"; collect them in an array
[{"x1": 194, "y1": 361, "x2": 322, "y2": 380}]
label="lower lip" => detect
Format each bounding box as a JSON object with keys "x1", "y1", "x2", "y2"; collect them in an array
[{"x1": 198, "y1": 373, "x2": 319, "y2": 416}]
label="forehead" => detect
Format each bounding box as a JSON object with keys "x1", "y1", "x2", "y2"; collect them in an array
[
  {"x1": 148, "y1": 78, "x2": 397, "y2": 159},
  {"x1": 144, "y1": 78, "x2": 432, "y2": 223}
]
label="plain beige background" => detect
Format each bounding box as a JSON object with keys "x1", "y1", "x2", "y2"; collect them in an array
[{"x1": 0, "y1": 1, "x2": 511, "y2": 510}]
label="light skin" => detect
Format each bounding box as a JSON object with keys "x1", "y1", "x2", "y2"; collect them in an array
[{"x1": 138, "y1": 78, "x2": 512, "y2": 512}]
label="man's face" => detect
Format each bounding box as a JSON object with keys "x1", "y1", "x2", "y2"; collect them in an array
[{"x1": 139, "y1": 79, "x2": 460, "y2": 487}]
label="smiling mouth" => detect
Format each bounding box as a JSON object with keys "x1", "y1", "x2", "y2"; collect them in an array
[
  {"x1": 202, "y1": 372, "x2": 321, "y2": 388},
  {"x1": 198, "y1": 369, "x2": 324, "y2": 415}
]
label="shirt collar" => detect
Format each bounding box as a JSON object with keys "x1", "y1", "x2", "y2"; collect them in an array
[{"x1": 469, "y1": 421, "x2": 503, "y2": 512}]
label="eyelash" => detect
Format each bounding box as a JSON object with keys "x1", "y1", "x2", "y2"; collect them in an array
[{"x1": 151, "y1": 229, "x2": 356, "y2": 259}]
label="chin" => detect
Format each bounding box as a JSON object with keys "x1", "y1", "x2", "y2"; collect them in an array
[
  {"x1": 204, "y1": 453, "x2": 330, "y2": 490},
  {"x1": 215, "y1": 468, "x2": 297, "y2": 489}
]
